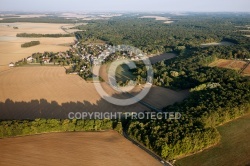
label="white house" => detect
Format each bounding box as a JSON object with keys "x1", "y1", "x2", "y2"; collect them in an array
[
  {"x1": 27, "y1": 56, "x2": 34, "y2": 63},
  {"x1": 42, "y1": 58, "x2": 51, "y2": 64},
  {"x1": 9, "y1": 62, "x2": 15, "y2": 67}
]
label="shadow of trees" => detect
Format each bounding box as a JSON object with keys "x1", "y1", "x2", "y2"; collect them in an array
[
  {"x1": 0, "y1": 97, "x2": 148, "y2": 120},
  {"x1": 0, "y1": 85, "x2": 188, "y2": 120}
]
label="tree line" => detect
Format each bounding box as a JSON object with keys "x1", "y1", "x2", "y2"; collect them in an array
[
  {"x1": 21, "y1": 41, "x2": 40, "y2": 48},
  {"x1": 0, "y1": 119, "x2": 122, "y2": 138},
  {"x1": 17, "y1": 33, "x2": 74, "y2": 38}
]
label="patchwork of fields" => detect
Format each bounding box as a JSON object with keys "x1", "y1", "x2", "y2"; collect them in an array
[
  {"x1": 0, "y1": 23, "x2": 75, "y2": 72},
  {"x1": 0, "y1": 13, "x2": 249, "y2": 166}
]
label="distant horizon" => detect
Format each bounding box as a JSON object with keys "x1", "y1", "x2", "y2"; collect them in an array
[
  {"x1": 0, "y1": 0, "x2": 250, "y2": 13},
  {"x1": 1, "y1": 11, "x2": 250, "y2": 14}
]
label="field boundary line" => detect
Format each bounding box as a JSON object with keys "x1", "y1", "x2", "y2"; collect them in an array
[{"x1": 239, "y1": 61, "x2": 250, "y2": 74}]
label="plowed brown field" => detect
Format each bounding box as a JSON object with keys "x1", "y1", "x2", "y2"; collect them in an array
[
  {"x1": 209, "y1": 59, "x2": 247, "y2": 71},
  {"x1": 0, "y1": 131, "x2": 162, "y2": 166},
  {"x1": 242, "y1": 63, "x2": 250, "y2": 76}
]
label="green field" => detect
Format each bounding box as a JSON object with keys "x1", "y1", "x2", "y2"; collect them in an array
[{"x1": 176, "y1": 114, "x2": 250, "y2": 166}]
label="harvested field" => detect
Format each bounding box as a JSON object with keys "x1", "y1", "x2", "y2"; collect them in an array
[
  {"x1": 209, "y1": 59, "x2": 247, "y2": 71},
  {"x1": 140, "y1": 16, "x2": 170, "y2": 21},
  {"x1": 139, "y1": 16, "x2": 173, "y2": 24},
  {"x1": 62, "y1": 24, "x2": 87, "y2": 33},
  {"x1": 59, "y1": 13, "x2": 119, "y2": 20},
  {"x1": 138, "y1": 86, "x2": 189, "y2": 109},
  {"x1": 0, "y1": 14, "x2": 47, "y2": 19},
  {"x1": 0, "y1": 66, "x2": 148, "y2": 119},
  {"x1": 0, "y1": 23, "x2": 75, "y2": 72},
  {"x1": 242, "y1": 63, "x2": 250, "y2": 76},
  {"x1": 0, "y1": 131, "x2": 162, "y2": 166},
  {"x1": 0, "y1": 66, "x2": 188, "y2": 119},
  {"x1": 201, "y1": 41, "x2": 234, "y2": 47},
  {"x1": 0, "y1": 23, "x2": 70, "y2": 34},
  {"x1": 176, "y1": 114, "x2": 250, "y2": 166},
  {"x1": 239, "y1": 30, "x2": 250, "y2": 32}
]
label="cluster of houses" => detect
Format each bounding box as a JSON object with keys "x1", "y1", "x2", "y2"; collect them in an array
[
  {"x1": 75, "y1": 43, "x2": 146, "y2": 66},
  {"x1": 9, "y1": 43, "x2": 146, "y2": 68},
  {"x1": 29, "y1": 55, "x2": 51, "y2": 64},
  {"x1": 56, "y1": 52, "x2": 72, "y2": 59}
]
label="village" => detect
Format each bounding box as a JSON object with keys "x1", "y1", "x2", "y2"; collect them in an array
[{"x1": 10, "y1": 41, "x2": 147, "y2": 78}]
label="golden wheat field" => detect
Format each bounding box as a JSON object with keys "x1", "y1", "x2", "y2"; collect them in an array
[
  {"x1": 0, "y1": 66, "x2": 188, "y2": 119},
  {"x1": 0, "y1": 23, "x2": 75, "y2": 72},
  {"x1": 0, "y1": 66, "x2": 149, "y2": 119},
  {"x1": 0, "y1": 131, "x2": 162, "y2": 166}
]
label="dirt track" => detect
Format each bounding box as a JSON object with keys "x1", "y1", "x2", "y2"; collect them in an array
[{"x1": 0, "y1": 131, "x2": 162, "y2": 166}]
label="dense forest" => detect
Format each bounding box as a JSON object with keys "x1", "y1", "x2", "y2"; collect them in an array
[
  {"x1": 75, "y1": 14, "x2": 250, "y2": 55},
  {"x1": 21, "y1": 41, "x2": 40, "y2": 48},
  {"x1": 127, "y1": 73, "x2": 250, "y2": 160},
  {"x1": 17, "y1": 33, "x2": 74, "y2": 38},
  {"x1": 133, "y1": 46, "x2": 249, "y2": 90}
]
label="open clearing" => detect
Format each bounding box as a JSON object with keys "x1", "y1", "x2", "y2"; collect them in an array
[
  {"x1": 62, "y1": 23, "x2": 87, "y2": 33},
  {"x1": 0, "y1": 23, "x2": 75, "y2": 72},
  {"x1": 176, "y1": 114, "x2": 250, "y2": 166},
  {"x1": 0, "y1": 66, "x2": 188, "y2": 119},
  {"x1": 0, "y1": 131, "x2": 162, "y2": 166},
  {"x1": 149, "y1": 53, "x2": 176, "y2": 64},
  {"x1": 209, "y1": 59, "x2": 247, "y2": 71},
  {"x1": 139, "y1": 16, "x2": 173, "y2": 24},
  {"x1": 115, "y1": 64, "x2": 136, "y2": 82},
  {"x1": 201, "y1": 41, "x2": 234, "y2": 47},
  {"x1": 59, "y1": 13, "x2": 121, "y2": 20}
]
